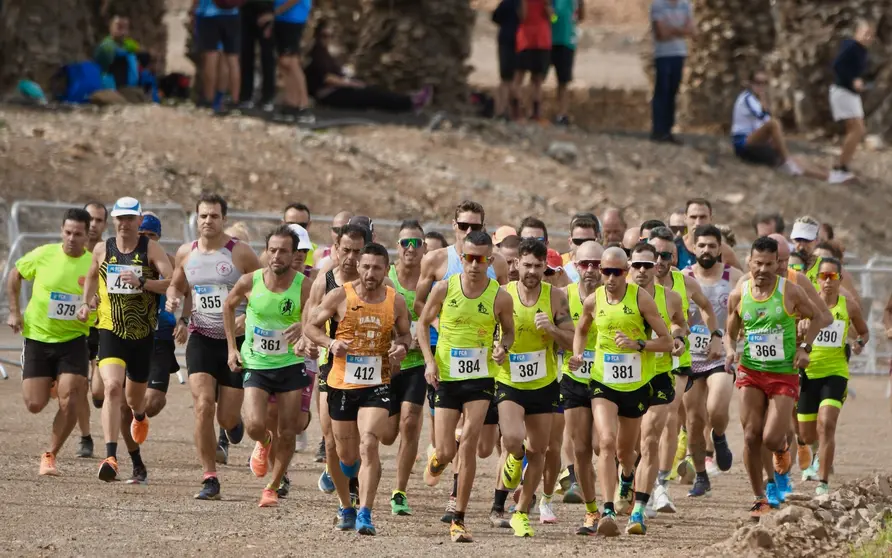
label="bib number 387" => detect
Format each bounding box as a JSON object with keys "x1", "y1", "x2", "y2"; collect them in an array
[
  {"x1": 47, "y1": 292, "x2": 81, "y2": 320},
  {"x1": 449, "y1": 348, "x2": 488, "y2": 379},
  {"x1": 346, "y1": 355, "x2": 382, "y2": 385},
  {"x1": 603, "y1": 353, "x2": 642, "y2": 385},
  {"x1": 252, "y1": 327, "x2": 287, "y2": 355},
  {"x1": 747, "y1": 333, "x2": 784, "y2": 361},
  {"x1": 509, "y1": 350, "x2": 547, "y2": 383},
  {"x1": 107, "y1": 264, "x2": 143, "y2": 295}
]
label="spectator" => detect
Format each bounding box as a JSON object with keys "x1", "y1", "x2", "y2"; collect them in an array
[
  {"x1": 550, "y1": 0, "x2": 583, "y2": 126},
  {"x1": 667, "y1": 209, "x2": 686, "y2": 238},
  {"x1": 492, "y1": 0, "x2": 521, "y2": 120},
  {"x1": 239, "y1": 0, "x2": 276, "y2": 111},
  {"x1": 730, "y1": 69, "x2": 829, "y2": 180},
  {"x1": 752, "y1": 211, "x2": 785, "y2": 237},
  {"x1": 829, "y1": 19, "x2": 874, "y2": 184},
  {"x1": 514, "y1": 0, "x2": 553, "y2": 121},
  {"x1": 94, "y1": 16, "x2": 158, "y2": 101},
  {"x1": 303, "y1": 19, "x2": 433, "y2": 112},
  {"x1": 259, "y1": 0, "x2": 313, "y2": 118},
  {"x1": 649, "y1": 0, "x2": 694, "y2": 144},
  {"x1": 192, "y1": 0, "x2": 242, "y2": 109}
]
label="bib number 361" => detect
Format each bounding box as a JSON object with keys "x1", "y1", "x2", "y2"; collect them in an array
[
  {"x1": 252, "y1": 327, "x2": 287, "y2": 355},
  {"x1": 346, "y1": 355, "x2": 382, "y2": 385},
  {"x1": 603, "y1": 353, "x2": 642, "y2": 385}
]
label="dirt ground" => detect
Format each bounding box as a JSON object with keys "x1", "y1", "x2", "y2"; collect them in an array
[{"x1": 0, "y1": 328, "x2": 891, "y2": 556}]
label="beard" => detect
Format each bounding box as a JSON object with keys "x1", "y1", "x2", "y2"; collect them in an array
[{"x1": 697, "y1": 254, "x2": 718, "y2": 269}]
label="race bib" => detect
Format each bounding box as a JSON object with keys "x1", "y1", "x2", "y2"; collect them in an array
[
  {"x1": 509, "y1": 350, "x2": 547, "y2": 383},
  {"x1": 252, "y1": 327, "x2": 287, "y2": 355},
  {"x1": 345, "y1": 355, "x2": 382, "y2": 385},
  {"x1": 47, "y1": 292, "x2": 81, "y2": 320},
  {"x1": 689, "y1": 324, "x2": 711, "y2": 355},
  {"x1": 570, "y1": 349, "x2": 595, "y2": 380},
  {"x1": 449, "y1": 347, "x2": 489, "y2": 380},
  {"x1": 410, "y1": 321, "x2": 418, "y2": 338},
  {"x1": 747, "y1": 332, "x2": 784, "y2": 361},
  {"x1": 602, "y1": 353, "x2": 642, "y2": 385},
  {"x1": 814, "y1": 320, "x2": 845, "y2": 348},
  {"x1": 107, "y1": 264, "x2": 143, "y2": 294},
  {"x1": 194, "y1": 284, "x2": 227, "y2": 314}
]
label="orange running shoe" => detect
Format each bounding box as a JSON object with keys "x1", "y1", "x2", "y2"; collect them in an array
[
  {"x1": 130, "y1": 415, "x2": 150, "y2": 445},
  {"x1": 250, "y1": 434, "x2": 272, "y2": 478},
  {"x1": 98, "y1": 456, "x2": 119, "y2": 482},
  {"x1": 258, "y1": 488, "x2": 278, "y2": 507},
  {"x1": 750, "y1": 498, "x2": 771, "y2": 520},
  {"x1": 797, "y1": 443, "x2": 811, "y2": 472},
  {"x1": 39, "y1": 452, "x2": 59, "y2": 476},
  {"x1": 773, "y1": 445, "x2": 792, "y2": 475}
]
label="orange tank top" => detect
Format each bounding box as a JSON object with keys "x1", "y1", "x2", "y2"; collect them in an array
[{"x1": 328, "y1": 282, "x2": 397, "y2": 390}]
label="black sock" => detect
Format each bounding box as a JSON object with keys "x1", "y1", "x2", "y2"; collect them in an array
[
  {"x1": 130, "y1": 448, "x2": 144, "y2": 469},
  {"x1": 820, "y1": 478, "x2": 828, "y2": 484},
  {"x1": 451, "y1": 473, "x2": 459, "y2": 498},
  {"x1": 620, "y1": 471, "x2": 634, "y2": 484},
  {"x1": 492, "y1": 489, "x2": 510, "y2": 512},
  {"x1": 92, "y1": 398, "x2": 104, "y2": 409},
  {"x1": 696, "y1": 470, "x2": 709, "y2": 482},
  {"x1": 604, "y1": 502, "x2": 615, "y2": 515},
  {"x1": 106, "y1": 442, "x2": 117, "y2": 459},
  {"x1": 349, "y1": 476, "x2": 359, "y2": 494},
  {"x1": 634, "y1": 491, "x2": 650, "y2": 505},
  {"x1": 567, "y1": 464, "x2": 577, "y2": 484},
  {"x1": 453, "y1": 510, "x2": 465, "y2": 523},
  {"x1": 134, "y1": 412, "x2": 146, "y2": 422},
  {"x1": 81, "y1": 435, "x2": 92, "y2": 442}
]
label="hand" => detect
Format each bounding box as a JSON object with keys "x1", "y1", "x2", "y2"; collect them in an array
[
  {"x1": 853, "y1": 341, "x2": 864, "y2": 356},
  {"x1": 492, "y1": 343, "x2": 508, "y2": 365},
  {"x1": 793, "y1": 347, "x2": 811, "y2": 370},
  {"x1": 388, "y1": 342, "x2": 407, "y2": 361},
  {"x1": 671, "y1": 337, "x2": 685, "y2": 357},
  {"x1": 284, "y1": 322, "x2": 303, "y2": 345},
  {"x1": 706, "y1": 336, "x2": 722, "y2": 361},
  {"x1": 425, "y1": 361, "x2": 440, "y2": 389},
  {"x1": 227, "y1": 347, "x2": 243, "y2": 372},
  {"x1": 854, "y1": 78, "x2": 864, "y2": 92},
  {"x1": 614, "y1": 331, "x2": 639, "y2": 351},
  {"x1": 797, "y1": 319, "x2": 810, "y2": 342},
  {"x1": 329, "y1": 339, "x2": 351, "y2": 358},
  {"x1": 6, "y1": 311, "x2": 22, "y2": 334},
  {"x1": 174, "y1": 323, "x2": 188, "y2": 345},
  {"x1": 76, "y1": 304, "x2": 90, "y2": 323},
  {"x1": 534, "y1": 312, "x2": 555, "y2": 335},
  {"x1": 120, "y1": 270, "x2": 141, "y2": 288},
  {"x1": 567, "y1": 354, "x2": 583, "y2": 372},
  {"x1": 234, "y1": 314, "x2": 246, "y2": 337},
  {"x1": 166, "y1": 296, "x2": 181, "y2": 313},
  {"x1": 725, "y1": 349, "x2": 738, "y2": 374},
  {"x1": 258, "y1": 13, "x2": 274, "y2": 26},
  {"x1": 302, "y1": 337, "x2": 320, "y2": 360}
]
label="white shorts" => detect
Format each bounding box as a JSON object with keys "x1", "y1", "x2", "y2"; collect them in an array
[{"x1": 829, "y1": 85, "x2": 864, "y2": 122}]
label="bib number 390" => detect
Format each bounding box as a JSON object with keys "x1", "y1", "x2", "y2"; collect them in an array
[
  {"x1": 346, "y1": 355, "x2": 382, "y2": 385},
  {"x1": 602, "y1": 353, "x2": 642, "y2": 385},
  {"x1": 252, "y1": 327, "x2": 287, "y2": 355},
  {"x1": 449, "y1": 348, "x2": 488, "y2": 380},
  {"x1": 814, "y1": 320, "x2": 845, "y2": 348},
  {"x1": 47, "y1": 292, "x2": 81, "y2": 320},
  {"x1": 107, "y1": 264, "x2": 143, "y2": 295}
]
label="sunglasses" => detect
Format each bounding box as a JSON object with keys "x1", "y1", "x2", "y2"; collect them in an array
[
  {"x1": 571, "y1": 237, "x2": 598, "y2": 246},
  {"x1": 399, "y1": 238, "x2": 423, "y2": 249},
  {"x1": 544, "y1": 268, "x2": 556, "y2": 276},
  {"x1": 576, "y1": 259, "x2": 600, "y2": 270},
  {"x1": 669, "y1": 225, "x2": 687, "y2": 235},
  {"x1": 523, "y1": 236, "x2": 547, "y2": 243},
  {"x1": 818, "y1": 271, "x2": 840, "y2": 281},
  {"x1": 789, "y1": 263, "x2": 804, "y2": 271},
  {"x1": 600, "y1": 267, "x2": 626, "y2": 277},
  {"x1": 461, "y1": 253, "x2": 493, "y2": 264},
  {"x1": 656, "y1": 251, "x2": 674, "y2": 261},
  {"x1": 456, "y1": 222, "x2": 484, "y2": 232},
  {"x1": 630, "y1": 261, "x2": 655, "y2": 270}
]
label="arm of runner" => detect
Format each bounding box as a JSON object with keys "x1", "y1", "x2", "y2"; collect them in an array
[
  {"x1": 544, "y1": 286, "x2": 575, "y2": 351},
  {"x1": 5, "y1": 267, "x2": 24, "y2": 333},
  {"x1": 223, "y1": 273, "x2": 253, "y2": 371},
  {"x1": 492, "y1": 253, "x2": 509, "y2": 285},
  {"x1": 78, "y1": 242, "x2": 105, "y2": 322},
  {"x1": 884, "y1": 292, "x2": 892, "y2": 339},
  {"x1": 285, "y1": 275, "x2": 313, "y2": 346},
  {"x1": 788, "y1": 282, "x2": 825, "y2": 369},
  {"x1": 845, "y1": 290, "x2": 870, "y2": 355},
  {"x1": 233, "y1": 240, "x2": 262, "y2": 274},
  {"x1": 413, "y1": 250, "x2": 438, "y2": 316},
  {"x1": 174, "y1": 287, "x2": 192, "y2": 345},
  {"x1": 143, "y1": 240, "x2": 172, "y2": 295},
  {"x1": 724, "y1": 287, "x2": 743, "y2": 372},
  {"x1": 418, "y1": 281, "x2": 447, "y2": 388},
  {"x1": 388, "y1": 293, "x2": 412, "y2": 363},
  {"x1": 493, "y1": 288, "x2": 515, "y2": 365},
  {"x1": 569, "y1": 293, "x2": 596, "y2": 371},
  {"x1": 166, "y1": 243, "x2": 192, "y2": 311},
  {"x1": 796, "y1": 270, "x2": 833, "y2": 332},
  {"x1": 721, "y1": 245, "x2": 742, "y2": 270},
  {"x1": 306, "y1": 288, "x2": 349, "y2": 357},
  {"x1": 666, "y1": 290, "x2": 689, "y2": 357},
  {"x1": 630, "y1": 288, "x2": 672, "y2": 354}
]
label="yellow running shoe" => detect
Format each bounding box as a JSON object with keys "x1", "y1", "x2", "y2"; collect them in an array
[
  {"x1": 424, "y1": 451, "x2": 448, "y2": 487},
  {"x1": 554, "y1": 467, "x2": 571, "y2": 495},
  {"x1": 510, "y1": 511, "x2": 534, "y2": 537},
  {"x1": 450, "y1": 521, "x2": 474, "y2": 543},
  {"x1": 502, "y1": 452, "x2": 524, "y2": 489},
  {"x1": 669, "y1": 429, "x2": 688, "y2": 481}
]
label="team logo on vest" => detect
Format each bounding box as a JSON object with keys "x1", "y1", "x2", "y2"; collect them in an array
[
  {"x1": 623, "y1": 305, "x2": 634, "y2": 315},
  {"x1": 133, "y1": 254, "x2": 143, "y2": 264},
  {"x1": 477, "y1": 302, "x2": 489, "y2": 315},
  {"x1": 598, "y1": 309, "x2": 606, "y2": 317},
  {"x1": 216, "y1": 261, "x2": 233, "y2": 276},
  {"x1": 279, "y1": 298, "x2": 295, "y2": 316},
  {"x1": 448, "y1": 299, "x2": 458, "y2": 308},
  {"x1": 109, "y1": 256, "x2": 118, "y2": 264},
  {"x1": 573, "y1": 312, "x2": 579, "y2": 320}
]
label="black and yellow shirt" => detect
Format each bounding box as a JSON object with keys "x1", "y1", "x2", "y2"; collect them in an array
[{"x1": 97, "y1": 236, "x2": 159, "y2": 339}]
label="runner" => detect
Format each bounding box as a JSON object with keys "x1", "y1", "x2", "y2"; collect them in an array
[
  {"x1": 418, "y1": 230, "x2": 515, "y2": 543},
  {"x1": 600, "y1": 208, "x2": 627, "y2": 245},
  {"x1": 313, "y1": 210, "x2": 353, "y2": 269},
  {"x1": 497, "y1": 234, "x2": 521, "y2": 282},
  {"x1": 283, "y1": 202, "x2": 318, "y2": 263},
  {"x1": 305, "y1": 242, "x2": 412, "y2": 535},
  {"x1": 677, "y1": 199, "x2": 742, "y2": 270},
  {"x1": 424, "y1": 232, "x2": 449, "y2": 252},
  {"x1": 7, "y1": 208, "x2": 93, "y2": 475},
  {"x1": 724, "y1": 236, "x2": 830, "y2": 518},
  {"x1": 560, "y1": 241, "x2": 604, "y2": 534},
  {"x1": 78, "y1": 197, "x2": 173, "y2": 482},
  {"x1": 567, "y1": 246, "x2": 672, "y2": 537},
  {"x1": 791, "y1": 216, "x2": 859, "y2": 302},
  {"x1": 223, "y1": 225, "x2": 312, "y2": 507},
  {"x1": 563, "y1": 216, "x2": 600, "y2": 283},
  {"x1": 387, "y1": 220, "x2": 428, "y2": 516},
  {"x1": 797, "y1": 257, "x2": 868, "y2": 495},
  {"x1": 166, "y1": 194, "x2": 261, "y2": 499}
]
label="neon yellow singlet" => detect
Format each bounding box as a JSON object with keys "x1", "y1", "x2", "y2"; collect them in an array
[
  {"x1": 670, "y1": 270, "x2": 691, "y2": 369},
  {"x1": 497, "y1": 282, "x2": 557, "y2": 390},
  {"x1": 563, "y1": 282, "x2": 596, "y2": 384},
  {"x1": 650, "y1": 284, "x2": 673, "y2": 374},
  {"x1": 434, "y1": 275, "x2": 500, "y2": 382},
  {"x1": 805, "y1": 295, "x2": 850, "y2": 380},
  {"x1": 593, "y1": 284, "x2": 655, "y2": 392}
]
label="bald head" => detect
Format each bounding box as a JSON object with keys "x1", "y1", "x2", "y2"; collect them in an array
[
  {"x1": 333, "y1": 211, "x2": 353, "y2": 227},
  {"x1": 622, "y1": 227, "x2": 640, "y2": 250},
  {"x1": 602, "y1": 246, "x2": 628, "y2": 267},
  {"x1": 575, "y1": 241, "x2": 604, "y2": 261},
  {"x1": 768, "y1": 233, "x2": 790, "y2": 260},
  {"x1": 601, "y1": 208, "x2": 626, "y2": 244},
  {"x1": 855, "y1": 19, "x2": 874, "y2": 45}
]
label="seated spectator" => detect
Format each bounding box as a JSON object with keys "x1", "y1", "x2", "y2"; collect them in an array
[
  {"x1": 304, "y1": 19, "x2": 433, "y2": 113},
  {"x1": 731, "y1": 69, "x2": 828, "y2": 180},
  {"x1": 94, "y1": 15, "x2": 159, "y2": 101}
]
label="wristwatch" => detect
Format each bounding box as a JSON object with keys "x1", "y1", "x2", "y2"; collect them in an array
[
  {"x1": 856, "y1": 338, "x2": 866, "y2": 347},
  {"x1": 711, "y1": 329, "x2": 724, "y2": 339},
  {"x1": 637, "y1": 340, "x2": 646, "y2": 352},
  {"x1": 799, "y1": 342, "x2": 813, "y2": 354},
  {"x1": 178, "y1": 316, "x2": 189, "y2": 326},
  {"x1": 138, "y1": 275, "x2": 147, "y2": 288}
]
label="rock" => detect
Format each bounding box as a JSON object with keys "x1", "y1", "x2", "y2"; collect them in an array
[
  {"x1": 853, "y1": 495, "x2": 868, "y2": 509},
  {"x1": 546, "y1": 142, "x2": 579, "y2": 166},
  {"x1": 784, "y1": 493, "x2": 812, "y2": 503},
  {"x1": 746, "y1": 528, "x2": 774, "y2": 549},
  {"x1": 775, "y1": 505, "x2": 807, "y2": 525},
  {"x1": 865, "y1": 134, "x2": 885, "y2": 151},
  {"x1": 806, "y1": 523, "x2": 829, "y2": 540},
  {"x1": 815, "y1": 494, "x2": 833, "y2": 509},
  {"x1": 814, "y1": 509, "x2": 834, "y2": 523}
]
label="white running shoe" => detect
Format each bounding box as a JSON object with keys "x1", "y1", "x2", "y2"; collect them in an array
[
  {"x1": 295, "y1": 431, "x2": 307, "y2": 452},
  {"x1": 653, "y1": 483, "x2": 677, "y2": 514},
  {"x1": 781, "y1": 159, "x2": 804, "y2": 176},
  {"x1": 828, "y1": 169, "x2": 856, "y2": 184},
  {"x1": 644, "y1": 493, "x2": 658, "y2": 519},
  {"x1": 538, "y1": 497, "x2": 558, "y2": 524},
  {"x1": 705, "y1": 456, "x2": 721, "y2": 477}
]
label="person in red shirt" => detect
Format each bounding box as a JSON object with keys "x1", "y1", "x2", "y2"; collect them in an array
[{"x1": 514, "y1": 0, "x2": 553, "y2": 121}]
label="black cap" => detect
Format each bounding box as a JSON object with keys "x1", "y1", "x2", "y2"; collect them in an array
[{"x1": 347, "y1": 216, "x2": 373, "y2": 243}]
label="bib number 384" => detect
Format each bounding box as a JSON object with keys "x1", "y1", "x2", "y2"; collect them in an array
[
  {"x1": 252, "y1": 327, "x2": 287, "y2": 355},
  {"x1": 603, "y1": 353, "x2": 642, "y2": 385},
  {"x1": 747, "y1": 333, "x2": 784, "y2": 361},
  {"x1": 449, "y1": 348, "x2": 488, "y2": 379},
  {"x1": 346, "y1": 355, "x2": 382, "y2": 385},
  {"x1": 47, "y1": 292, "x2": 81, "y2": 320},
  {"x1": 194, "y1": 285, "x2": 228, "y2": 314},
  {"x1": 509, "y1": 350, "x2": 547, "y2": 383},
  {"x1": 106, "y1": 264, "x2": 143, "y2": 295}
]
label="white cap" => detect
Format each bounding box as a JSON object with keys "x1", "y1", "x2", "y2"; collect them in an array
[
  {"x1": 110, "y1": 196, "x2": 142, "y2": 217},
  {"x1": 790, "y1": 222, "x2": 819, "y2": 242},
  {"x1": 288, "y1": 224, "x2": 314, "y2": 251}
]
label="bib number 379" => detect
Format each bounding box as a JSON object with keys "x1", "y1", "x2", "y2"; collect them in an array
[{"x1": 47, "y1": 292, "x2": 81, "y2": 320}]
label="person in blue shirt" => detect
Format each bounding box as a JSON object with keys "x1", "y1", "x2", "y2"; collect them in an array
[
  {"x1": 258, "y1": 0, "x2": 313, "y2": 118},
  {"x1": 192, "y1": 0, "x2": 243, "y2": 108}
]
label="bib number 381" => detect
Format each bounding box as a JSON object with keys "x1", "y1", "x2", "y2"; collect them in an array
[
  {"x1": 194, "y1": 285, "x2": 228, "y2": 314},
  {"x1": 449, "y1": 348, "x2": 488, "y2": 379},
  {"x1": 603, "y1": 353, "x2": 642, "y2": 385},
  {"x1": 346, "y1": 355, "x2": 382, "y2": 385},
  {"x1": 747, "y1": 333, "x2": 784, "y2": 361},
  {"x1": 47, "y1": 292, "x2": 81, "y2": 320},
  {"x1": 107, "y1": 264, "x2": 143, "y2": 295},
  {"x1": 509, "y1": 350, "x2": 547, "y2": 383},
  {"x1": 252, "y1": 327, "x2": 287, "y2": 355}
]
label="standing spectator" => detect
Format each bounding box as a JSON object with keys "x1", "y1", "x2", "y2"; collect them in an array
[
  {"x1": 514, "y1": 0, "x2": 553, "y2": 122},
  {"x1": 492, "y1": 0, "x2": 521, "y2": 120},
  {"x1": 550, "y1": 0, "x2": 583, "y2": 126},
  {"x1": 239, "y1": 0, "x2": 277, "y2": 111},
  {"x1": 259, "y1": 0, "x2": 313, "y2": 118},
  {"x1": 829, "y1": 19, "x2": 874, "y2": 184},
  {"x1": 649, "y1": 0, "x2": 694, "y2": 144},
  {"x1": 192, "y1": 0, "x2": 242, "y2": 109}
]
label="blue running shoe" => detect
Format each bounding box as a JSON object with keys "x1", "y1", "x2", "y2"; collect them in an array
[
  {"x1": 194, "y1": 476, "x2": 221, "y2": 500},
  {"x1": 766, "y1": 482, "x2": 781, "y2": 508},
  {"x1": 226, "y1": 421, "x2": 245, "y2": 445},
  {"x1": 356, "y1": 508, "x2": 377, "y2": 536},
  {"x1": 625, "y1": 510, "x2": 647, "y2": 535},
  {"x1": 318, "y1": 467, "x2": 336, "y2": 494},
  {"x1": 688, "y1": 475, "x2": 711, "y2": 498},
  {"x1": 774, "y1": 471, "x2": 791, "y2": 502},
  {"x1": 337, "y1": 507, "x2": 357, "y2": 531}
]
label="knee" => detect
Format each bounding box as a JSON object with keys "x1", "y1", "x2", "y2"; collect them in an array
[
  {"x1": 616, "y1": 444, "x2": 636, "y2": 463},
  {"x1": 194, "y1": 397, "x2": 216, "y2": 420},
  {"x1": 477, "y1": 437, "x2": 495, "y2": 459},
  {"x1": 743, "y1": 428, "x2": 762, "y2": 448},
  {"x1": 799, "y1": 425, "x2": 817, "y2": 445},
  {"x1": 104, "y1": 381, "x2": 123, "y2": 399},
  {"x1": 641, "y1": 432, "x2": 660, "y2": 454},
  {"x1": 598, "y1": 434, "x2": 617, "y2": 456},
  {"x1": 817, "y1": 417, "x2": 838, "y2": 437},
  {"x1": 145, "y1": 395, "x2": 166, "y2": 417},
  {"x1": 277, "y1": 423, "x2": 297, "y2": 440},
  {"x1": 400, "y1": 413, "x2": 420, "y2": 437},
  {"x1": 359, "y1": 433, "x2": 380, "y2": 460},
  {"x1": 25, "y1": 398, "x2": 47, "y2": 414},
  {"x1": 501, "y1": 432, "x2": 525, "y2": 454},
  {"x1": 573, "y1": 445, "x2": 593, "y2": 465},
  {"x1": 437, "y1": 441, "x2": 457, "y2": 464},
  {"x1": 763, "y1": 432, "x2": 786, "y2": 452}
]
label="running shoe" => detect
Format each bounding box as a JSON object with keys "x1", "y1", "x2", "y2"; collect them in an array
[
  {"x1": 356, "y1": 508, "x2": 376, "y2": 536},
  {"x1": 98, "y1": 456, "x2": 118, "y2": 482},
  {"x1": 626, "y1": 510, "x2": 647, "y2": 535},
  {"x1": 250, "y1": 434, "x2": 271, "y2": 478},
  {"x1": 554, "y1": 467, "x2": 572, "y2": 495},
  {"x1": 76, "y1": 436, "x2": 94, "y2": 458},
  {"x1": 126, "y1": 464, "x2": 148, "y2": 485},
  {"x1": 712, "y1": 430, "x2": 733, "y2": 472},
  {"x1": 750, "y1": 498, "x2": 771, "y2": 520},
  {"x1": 450, "y1": 520, "x2": 473, "y2": 543},
  {"x1": 390, "y1": 490, "x2": 412, "y2": 516},
  {"x1": 295, "y1": 431, "x2": 307, "y2": 452},
  {"x1": 676, "y1": 456, "x2": 695, "y2": 485},
  {"x1": 645, "y1": 495, "x2": 657, "y2": 519},
  {"x1": 337, "y1": 506, "x2": 357, "y2": 531},
  {"x1": 314, "y1": 438, "x2": 326, "y2": 463},
  {"x1": 653, "y1": 483, "x2": 677, "y2": 513},
  {"x1": 615, "y1": 478, "x2": 635, "y2": 515},
  {"x1": 489, "y1": 509, "x2": 511, "y2": 528},
  {"x1": 39, "y1": 452, "x2": 59, "y2": 476},
  {"x1": 802, "y1": 455, "x2": 821, "y2": 481},
  {"x1": 195, "y1": 477, "x2": 221, "y2": 500},
  {"x1": 502, "y1": 452, "x2": 524, "y2": 490},
  {"x1": 688, "y1": 475, "x2": 711, "y2": 498},
  {"x1": 441, "y1": 496, "x2": 456, "y2": 523},
  {"x1": 130, "y1": 415, "x2": 150, "y2": 445},
  {"x1": 669, "y1": 429, "x2": 688, "y2": 481},
  {"x1": 510, "y1": 511, "x2": 534, "y2": 537},
  {"x1": 576, "y1": 511, "x2": 600, "y2": 535},
  {"x1": 775, "y1": 471, "x2": 791, "y2": 502},
  {"x1": 277, "y1": 475, "x2": 291, "y2": 498},
  {"x1": 538, "y1": 497, "x2": 557, "y2": 524},
  {"x1": 773, "y1": 446, "x2": 792, "y2": 475},
  {"x1": 766, "y1": 482, "x2": 781, "y2": 508},
  {"x1": 226, "y1": 421, "x2": 244, "y2": 445},
  {"x1": 797, "y1": 443, "x2": 811, "y2": 472},
  {"x1": 816, "y1": 482, "x2": 830, "y2": 496},
  {"x1": 318, "y1": 467, "x2": 335, "y2": 494},
  {"x1": 596, "y1": 510, "x2": 620, "y2": 537},
  {"x1": 258, "y1": 488, "x2": 278, "y2": 507},
  {"x1": 424, "y1": 452, "x2": 448, "y2": 487},
  {"x1": 215, "y1": 443, "x2": 229, "y2": 465},
  {"x1": 705, "y1": 456, "x2": 721, "y2": 477},
  {"x1": 563, "y1": 482, "x2": 584, "y2": 504}
]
